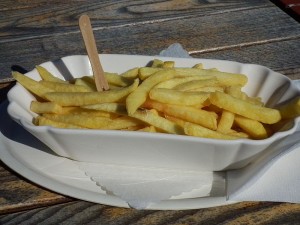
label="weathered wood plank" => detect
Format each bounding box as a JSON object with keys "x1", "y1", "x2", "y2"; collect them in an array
[
  {"x1": 1, "y1": 6, "x2": 299, "y2": 81},
  {"x1": 1, "y1": 201, "x2": 300, "y2": 225},
  {"x1": 0, "y1": 0, "x2": 271, "y2": 41},
  {"x1": 191, "y1": 38, "x2": 300, "y2": 80},
  {"x1": 0, "y1": 162, "x2": 73, "y2": 215}
]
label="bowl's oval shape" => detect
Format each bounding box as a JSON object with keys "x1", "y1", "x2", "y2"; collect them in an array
[{"x1": 7, "y1": 54, "x2": 300, "y2": 171}]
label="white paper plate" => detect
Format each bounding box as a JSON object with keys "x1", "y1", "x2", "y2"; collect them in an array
[{"x1": 0, "y1": 102, "x2": 237, "y2": 210}]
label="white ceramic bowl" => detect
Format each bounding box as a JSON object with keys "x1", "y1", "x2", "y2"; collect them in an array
[{"x1": 7, "y1": 54, "x2": 300, "y2": 171}]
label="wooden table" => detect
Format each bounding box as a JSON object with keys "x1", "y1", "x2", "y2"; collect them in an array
[{"x1": 1, "y1": 0, "x2": 300, "y2": 224}]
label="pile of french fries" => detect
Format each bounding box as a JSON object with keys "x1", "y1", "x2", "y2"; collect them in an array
[{"x1": 12, "y1": 59, "x2": 300, "y2": 140}]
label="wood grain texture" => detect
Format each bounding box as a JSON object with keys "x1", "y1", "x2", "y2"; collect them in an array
[
  {"x1": 1, "y1": 201, "x2": 300, "y2": 224},
  {"x1": 0, "y1": 162, "x2": 73, "y2": 215},
  {"x1": 0, "y1": 0, "x2": 270, "y2": 41},
  {"x1": 192, "y1": 39, "x2": 300, "y2": 79},
  {"x1": 1, "y1": 5, "x2": 299, "y2": 81}
]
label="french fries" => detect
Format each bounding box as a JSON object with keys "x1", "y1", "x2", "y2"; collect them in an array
[
  {"x1": 12, "y1": 71, "x2": 54, "y2": 99},
  {"x1": 234, "y1": 115, "x2": 268, "y2": 139},
  {"x1": 210, "y1": 91, "x2": 281, "y2": 124},
  {"x1": 42, "y1": 113, "x2": 113, "y2": 129},
  {"x1": 154, "y1": 75, "x2": 213, "y2": 89},
  {"x1": 14, "y1": 59, "x2": 298, "y2": 140},
  {"x1": 45, "y1": 78, "x2": 139, "y2": 106},
  {"x1": 39, "y1": 80, "x2": 92, "y2": 92},
  {"x1": 126, "y1": 69, "x2": 175, "y2": 115},
  {"x1": 149, "y1": 88, "x2": 210, "y2": 106},
  {"x1": 35, "y1": 116, "x2": 85, "y2": 129},
  {"x1": 184, "y1": 122, "x2": 238, "y2": 140},
  {"x1": 276, "y1": 97, "x2": 300, "y2": 119},
  {"x1": 36, "y1": 65, "x2": 67, "y2": 83},
  {"x1": 31, "y1": 101, "x2": 63, "y2": 114},
  {"x1": 143, "y1": 99, "x2": 218, "y2": 130},
  {"x1": 174, "y1": 78, "x2": 219, "y2": 91},
  {"x1": 217, "y1": 110, "x2": 235, "y2": 134}
]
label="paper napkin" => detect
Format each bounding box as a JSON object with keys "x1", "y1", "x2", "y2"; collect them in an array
[
  {"x1": 78, "y1": 163, "x2": 224, "y2": 209},
  {"x1": 159, "y1": 43, "x2": 192, "y2": 58}
]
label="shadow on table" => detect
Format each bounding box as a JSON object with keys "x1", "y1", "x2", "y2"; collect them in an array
[
  {"x1": 0, "y1": 101, "x2": 57, "y2": 156},
  {"x1": 52, "y1": 58, "x2": 74, "y2": 81}
]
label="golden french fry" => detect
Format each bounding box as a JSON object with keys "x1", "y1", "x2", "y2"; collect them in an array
[
  {"x1": 108, "y1": 84, "x2": 125, "y2": 90},
  {"x1": 227, "y1": 129, "x2": 249, "y2": 139},
  {"x1": 210, "y1": 91, "x2": 281, "y2": 124},
  {"x1": 184, "y1": 122, "x2": 239, "y2": 140},
  {"x1": 121, "y1": 125, "x2": 146, "y2": 131},
  {"x1": 225, "y1": 85, "x2": 264, "y2": 106},
  {"x1": 74, "y1": 78, "x2": 97, "y2": 91},
  {"x1": 80, "y1": 73, "x2": 133, "y2": 87},
  {"x1": 45, "y1": 78, "x2": 139, "y2": 106},
  {"x1": 154, "y1": 76, "x2": 214, "y2": 89},
  {"x1": 12, "y1": 71, "x2": 53, "y2": 99},
  {"x1": 36, "y1": 66, "x2": 67, "y2": 83},
  {"x1": 138, "y1": 67, "x2": 166, "y2": 80},
  {"x1": 225, "y1": 85, "x2": 247, "y2": 99},
  {"x1": 131, "y1": 109, "x2": 184, "y2": 134},
  {"x1": 217, "y1": 110, "x2": 235, "y2": 133},
  {"x1": 174, "y1": 78, "x2": 219, "y2": 91},
  {"x1": 163, "y1": 61, "x2": 175, "y2": 68},
  {"x1": 187, "y1": 86, "x2": 224, "y2": 93},
  {"x1": 126, "y1": 70, "x2": 175, "y2": 115},
  {"x1": 77, "y1": 75, "x2": 95, "y2": 84},
  {"x1": 83, "y1": 103, "x2": 184, "y2": 134},
  {"x1": 39, "y1": 80, "x2": 91, "y2": 92},
  {"x1": 174, "y1": 68, "x2": 248, "y2": 86},
  {"x1": 192, "y1": 63, "x2": 203, "y2": 69},
  {"x1": 120, "y1": 67, "x2": 139, "y2": 79},
  {"x1": 148, "y1": 108, "x2": 160, "y2": 116},
  {"x1": 36, "y1": 116, "x2": 85, "y2": 129},
  {"x1": 42, "y1": 113, "x2": 113, "y2": 129},
  {"x1": 30, "y1": 101, "x2": 63, "y2": 114},
  {"x1": 100, "y1": 116, "x2": 143, "y2": 130},
  {"x1": 149, "y1": 88, "x2": 210, "y2": 106},
  {"x1": 143, "y1": 100, "x2": 218, "y2": 130},
  {"x1": 208, "y1": 68, "x2": 219, "y2": 71},
  {"x1": 104, "y1": 72, "x2": 133, "y2": 87},
  {"x1": 246, "y1": 96, "x2": 264, "y2": 106},
  {"x1": 83, "y1": 103, "x2": 127, "y2": 115},
  {"x1": 138, "y1": 126, "x2": 157, "y2": 132},
  {"x1": 203, "y1": 103, "x2": 223, "y2": 114},
  {"x1": 139, "y1": 67, "x2": 248, "y2": 86},
  {"x1": 164, "y1": 115, "x2": 186, "y2": 127},
  {"x1": 151, "y1": 59, "x2": 164, "y2": 68},
  {"x1": 234, "y1": 115, "x2": 268, "y2": 139},
  {"x1": 276, "y1": 97, "x2": 300, "y2": 119},
  {"x1": 60, "y1": 106, "x2": 117, "y2": 118}
]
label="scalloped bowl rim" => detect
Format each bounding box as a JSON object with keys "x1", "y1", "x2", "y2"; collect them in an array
[{"x1": 6, "y1": 54, "x2": 300, "y2": 170}]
